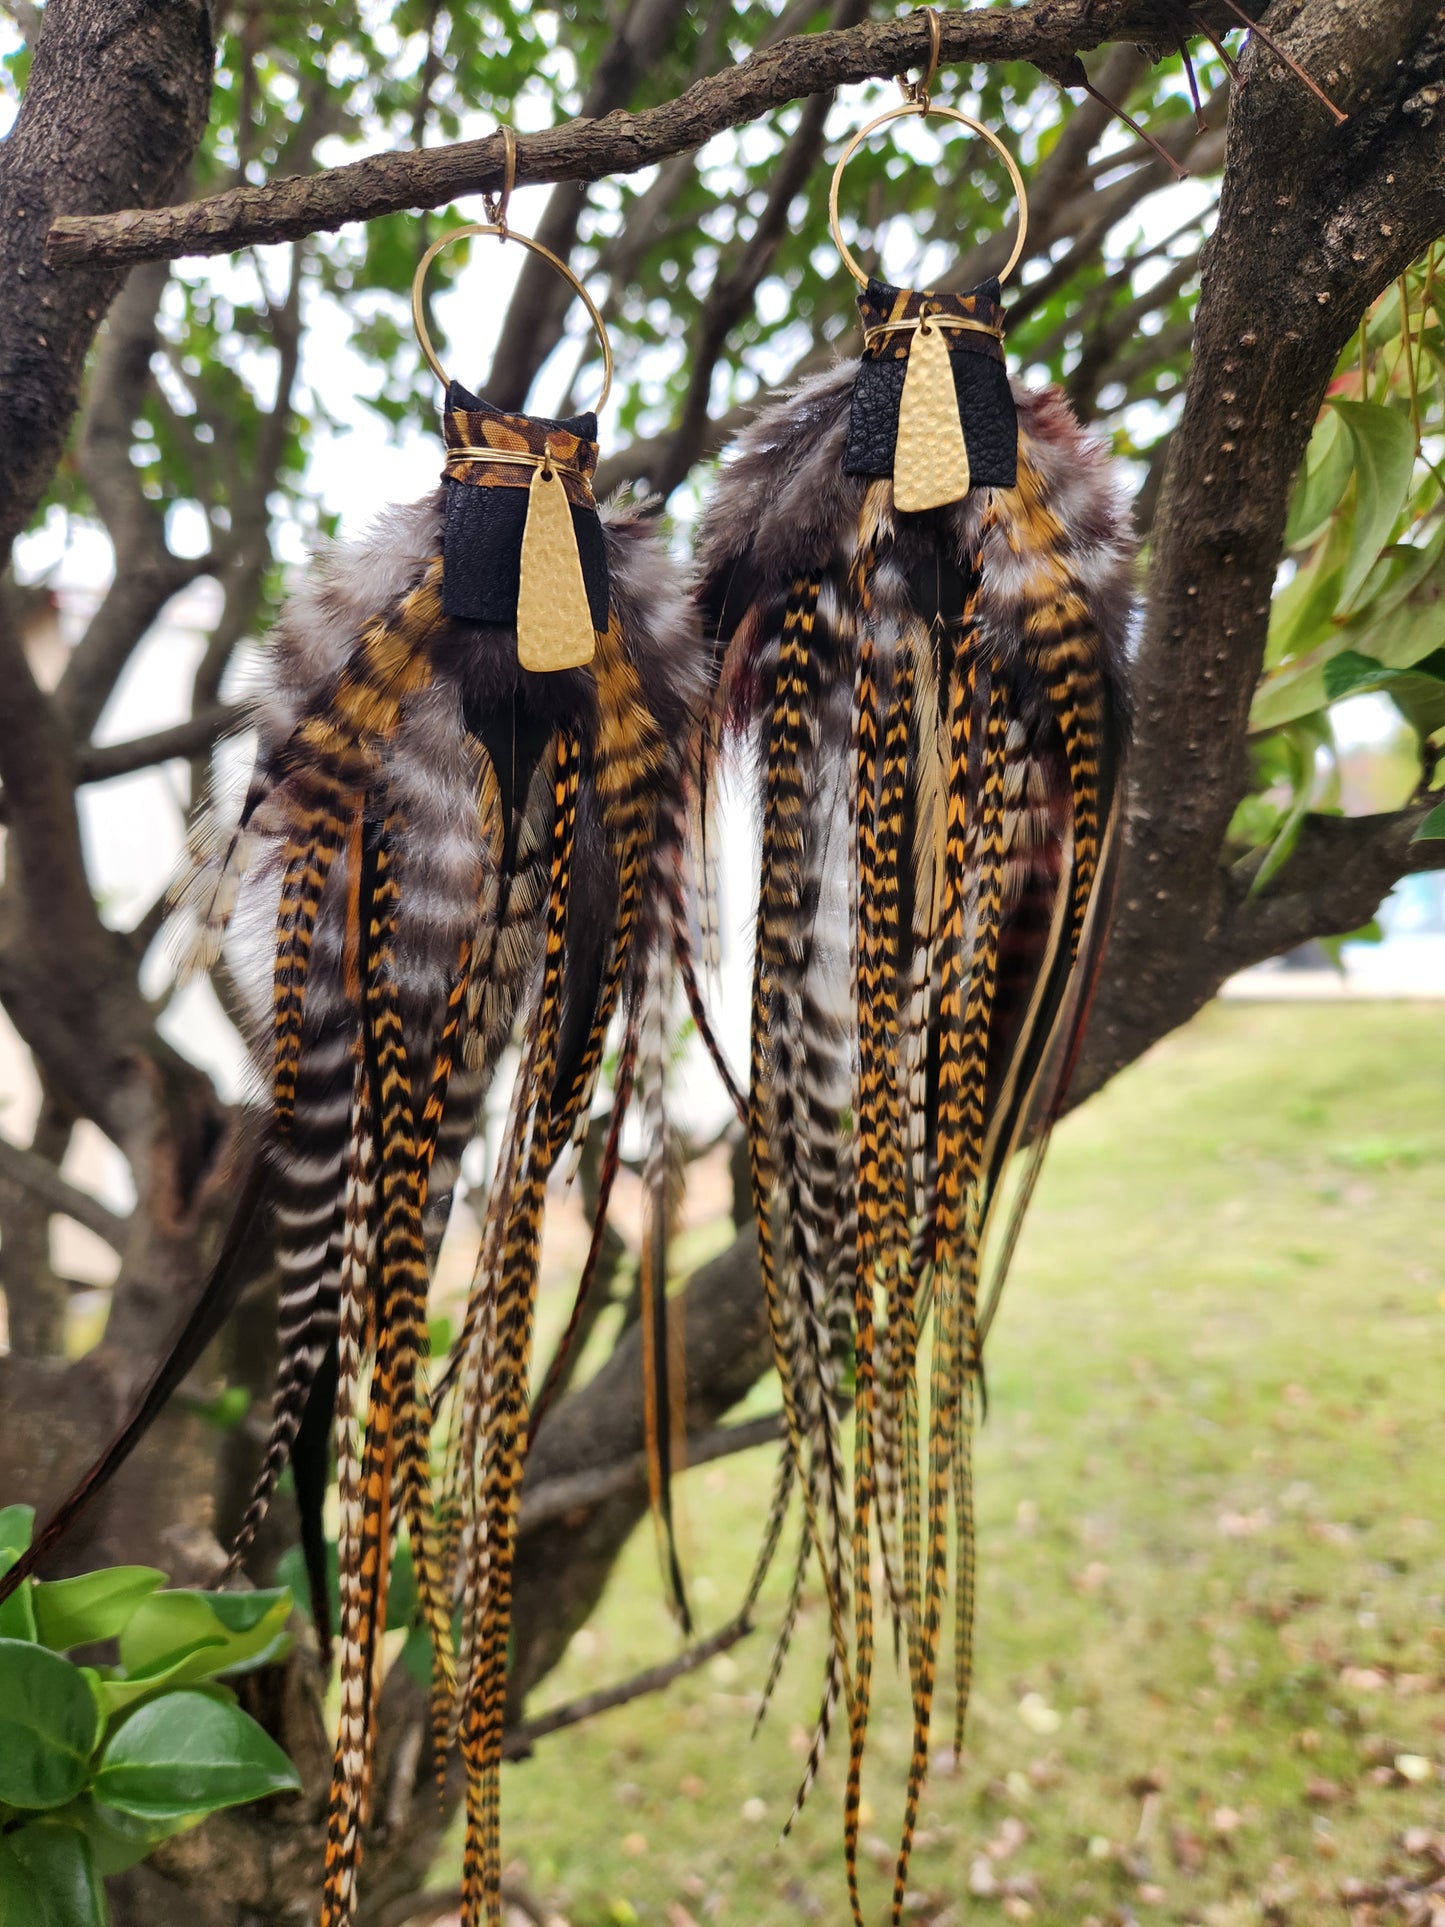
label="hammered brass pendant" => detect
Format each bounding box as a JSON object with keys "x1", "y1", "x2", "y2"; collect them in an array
[
  {"x1": 517, "y1": 461, "x2": 596, "y2": 671},
  {"x1": 893, "y1": 318, "x2": 970, "y2": 512}
]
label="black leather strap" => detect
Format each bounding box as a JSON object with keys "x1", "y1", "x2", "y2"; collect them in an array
[
  {"x1": 841, "y1": 277, "x2": 1018, "y2": 493},
  {"x1": 440, "y1": 381, "x2": 610, "y2": 629}
]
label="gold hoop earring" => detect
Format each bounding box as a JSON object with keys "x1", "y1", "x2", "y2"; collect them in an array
[
  {"x1": 826, "y1": 38, "x2": 1031, "y2": 512},
  {"x1": 408, "y1": 140, "x2": 617, "y2": 672},
  {"x1": 827, "y1": 100, "x2": 1030, "y2": 291}
]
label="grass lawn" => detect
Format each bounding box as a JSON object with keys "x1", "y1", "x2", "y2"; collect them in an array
[{"x1": 485, "y1": 1001, "x2": 1445, "y2": 1927}]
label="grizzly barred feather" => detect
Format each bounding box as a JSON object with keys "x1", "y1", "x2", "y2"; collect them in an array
[
  {"x1": 698, "y1": 360, "x2": 1132, "y2": 1924},
  {"x1": 7, "y1": 485, "x2": 708, "y2": 1927}
]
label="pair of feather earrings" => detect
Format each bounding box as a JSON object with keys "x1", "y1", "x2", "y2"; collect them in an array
[{"x1": 2, "y1": 46, "x2": 1131, "y2": 1927}]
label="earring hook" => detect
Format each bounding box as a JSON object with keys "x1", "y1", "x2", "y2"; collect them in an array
[
  {"x1": 897, "y1": 6, "x2": 942, "y2": 111},
  {"x1": 483, "y1": 125, "x2": 516, "y2": 235}
]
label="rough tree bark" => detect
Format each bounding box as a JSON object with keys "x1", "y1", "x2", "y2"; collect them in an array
[{"x1": 1, "y1": 2, "x2": 1443, "y2": 1923}]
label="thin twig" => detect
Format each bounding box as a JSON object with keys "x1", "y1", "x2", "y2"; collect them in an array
[
  {"x1": 501, "y1": 1613, "x2": 754, "y2": 1759},
  {"x1": 1212, "y1": 0, "x2": 1348, "y2": 124},
  {"x1": 0, "y1": 1134, "x2": 128, "y2": 1248},
  {"x1": 1078, "y1": 78, "x2": 1190, "y2": 180},
  {"x1": 520, "y1": 1411, "x2": 783, "y2": 1533},
  {"x1": 80, "y1": 705, "x2": 245, "y2": 782}
]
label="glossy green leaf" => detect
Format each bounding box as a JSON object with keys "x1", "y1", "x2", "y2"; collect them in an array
[
  {"x1": 59, "y1": 1791, "x2": 207, "y2": 1875},
  {"x1": 1284, "y1": 406, "x2": 1353, "y2": 550},
  {"x1": 94, "y1": 1691, "x2": 300, "y2": 1822},
  {"x1": 0, "y1": 1550, "x2": 37, "y2": 1642},
  {"x1": 92, "y1": 1648, "x2": 225, "y2": 1719},
  {"x1": 119, "y1": 1586, "x2": 292, "y2": 1683},
  {"x1": 0, "y1": 1503, "x2": 34, "y2": 1556},
  {"x1": 1412, "y1": 799, "x2": 1445, "y2": 840},
  {"x1": 1322, "y1": 646, "x2": 1445, "y2": 735},
  {"x1": 0, "y1": 1822, "x2": 106, "y2": 1927},
  {"x1": 1334, "y1": 400, "x2": 1418, "y2": 612},
  {"x1": 32, "y1": 1567, "x2": 166, "y2": 1653},
  {"x1": 1253, "y1": 541, "x2": 1445, "y2": 731},
  {"x1": 0, "y1": 1640, "x2": 102, "y2": 1809}
]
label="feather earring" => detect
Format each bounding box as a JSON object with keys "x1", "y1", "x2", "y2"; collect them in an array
[
  {"x1": 1, "y1": 137, "x2": 708, "y2": 1927},
  {"x1": 697, "y1": 32, "x2": 1134, "y2": 1922}
]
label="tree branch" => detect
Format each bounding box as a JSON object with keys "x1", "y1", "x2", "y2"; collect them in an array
[
  {"x1": 501, "y1": 1613, "x2": 754, "y2": 1760},
  {"x1": 0, "y1": 1132, "x2": 128, "y2": 1247},
  {"x1": 82, "y1": 707, "x2": 245, "y2": 783},
  {"x1": 44, "y1": 2, "x2": 1257, "y2": 270},
  {"x1": 519, "y1": 1411, "x2": 783, "y2": 1533},
  {"x1": 0, "y1": 0, "x2": 214, "y2": 552},
  {"x1": 1077, "y1": 0, "x2": 1445, "y2": 1103},
  {"x1": 485, "y1": 0, "x2": 698, "y2": 411},
  {"x1": 1219, "y1": 806, "x2": 1445, "y2": 972},
  {"x1": 645, "y1": 0, "x2": 868, "y2": 500}
]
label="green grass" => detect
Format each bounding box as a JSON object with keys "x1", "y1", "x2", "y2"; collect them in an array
[{"x1": 489, "y1": 1003, "x2": 1445, "y2": 1926}]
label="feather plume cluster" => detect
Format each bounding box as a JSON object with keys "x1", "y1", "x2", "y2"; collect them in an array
[
  {"x1": 184, "y1": 486, "x2": 709, "y2": 1926},
  {"x1": 697, "y1": 361, "x2": 1134, "y2": 1923},
  {"x1": 0, "y1": 331, "x2": 1132, "y2": 1927}
]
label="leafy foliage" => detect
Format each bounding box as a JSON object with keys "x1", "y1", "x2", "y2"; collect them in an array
[
  {"x1": 1236, "y1": 252, "x2": 1445, "y2": 882},
  {"x1": 0, "y1": 1510, "x2": 300, "y2": 1925}
]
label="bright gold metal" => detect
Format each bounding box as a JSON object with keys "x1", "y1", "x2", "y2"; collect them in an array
[
  {"x1": 445, "y1": 445, "x2": 587, "y2": 480},
  {"x1": 862, "y1": 313, "x2": 1002, "y2": 350},
  {"x1": 411, "y1": 215, "x2": 614, "y2": 410},
  {"x1": 483, "y1": 126, "x2": 516, "y2": 232},
  {"x1": 896, "y1": 6, "x2": 941, "y2": 110},
  {"x1": 828, "y1": 100, "x2": 1029, "y2": 289},
  {"x1": 893, "y1": 316, "x2": 971, "y2": 512},
  {"x1": 516, "y1": 459, "x2": 597, "y2": 671}
]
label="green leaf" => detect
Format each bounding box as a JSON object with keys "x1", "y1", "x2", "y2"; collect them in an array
[
  {"x1": 0, "y1": 1503, "x2": 34, "y2": 1556},
  {"x1": 1412, "y1": 799, "x2": 1445, "y2": 840},
  {"x1": 1253, "y1": 539, "x2": 1445, "y2": 731},
  {"x1": 1333, "y1": 400, "x2": 1418, "y2": 612},
  {"x1": 1320, "y1": 919, "x2": 1383, "y2": 969},
  {"x1": 1321, "y1": 646, "x2": 1445, "y2": 735},
  {"x1": 1284, "y1": 406, "x2": 1354, "y2": 550},
  {"x1": 33, "y1": 1568, "x2": 166, "y2": 1653},
  {"x1": 1263, "y1": 512, "x2": 1350, "y2": 674},
  {"x1": 94, "y1": 1691, "x2": 300, "y2": 1822},
  {"x1": 0, "y1": 1550, "x2": 38, "y2": 1642},
  {"x1": 0, "y1": 1822, "x2": 106, "y2": 1927},
  {"x1": 93, "y1": 1648, "x2": 227, "y2": 1719},
  {"x1": 0, "y1": 1641, "x2": 102, "y2": 1809},
  {"x1": 1323, "y1": 648, "x2": 1388, "y2": 702},
  {"x1": 183, "y1": 1385, "x2": 251, "y2": 1431},
  {"x1": 59, "y1": 1791, "x2": 206, "y2": 1875},
  {"x1": 275, "y1": 1541, "x2": 339, "y2": 1643},
  {"x1": 119, "y1": 1587, "x2": 292, "y2": 1683},
  {"x1": 1248, "y1": 718, "x2": 1333, "y2": 895}
]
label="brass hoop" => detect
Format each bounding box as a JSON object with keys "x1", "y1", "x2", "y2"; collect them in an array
[
  {"x1": 827, "y1": 100, "x2": 1030, "y2": 290},
  {"x1": 410, "y1": 217, "x2": 614, "y2": 412}
]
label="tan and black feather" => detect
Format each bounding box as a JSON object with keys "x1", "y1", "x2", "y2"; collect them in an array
[{"x1": 698, "y1": 361, "x2": 1132, "y2": 1923}]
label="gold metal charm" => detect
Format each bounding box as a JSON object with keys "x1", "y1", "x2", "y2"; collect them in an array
[
  {"x1": 517, "y1": 459, "x2": 595, "y2": 671},
  {"x1": 893, "y1": 316, "x2": 970, "y2": 512}
]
